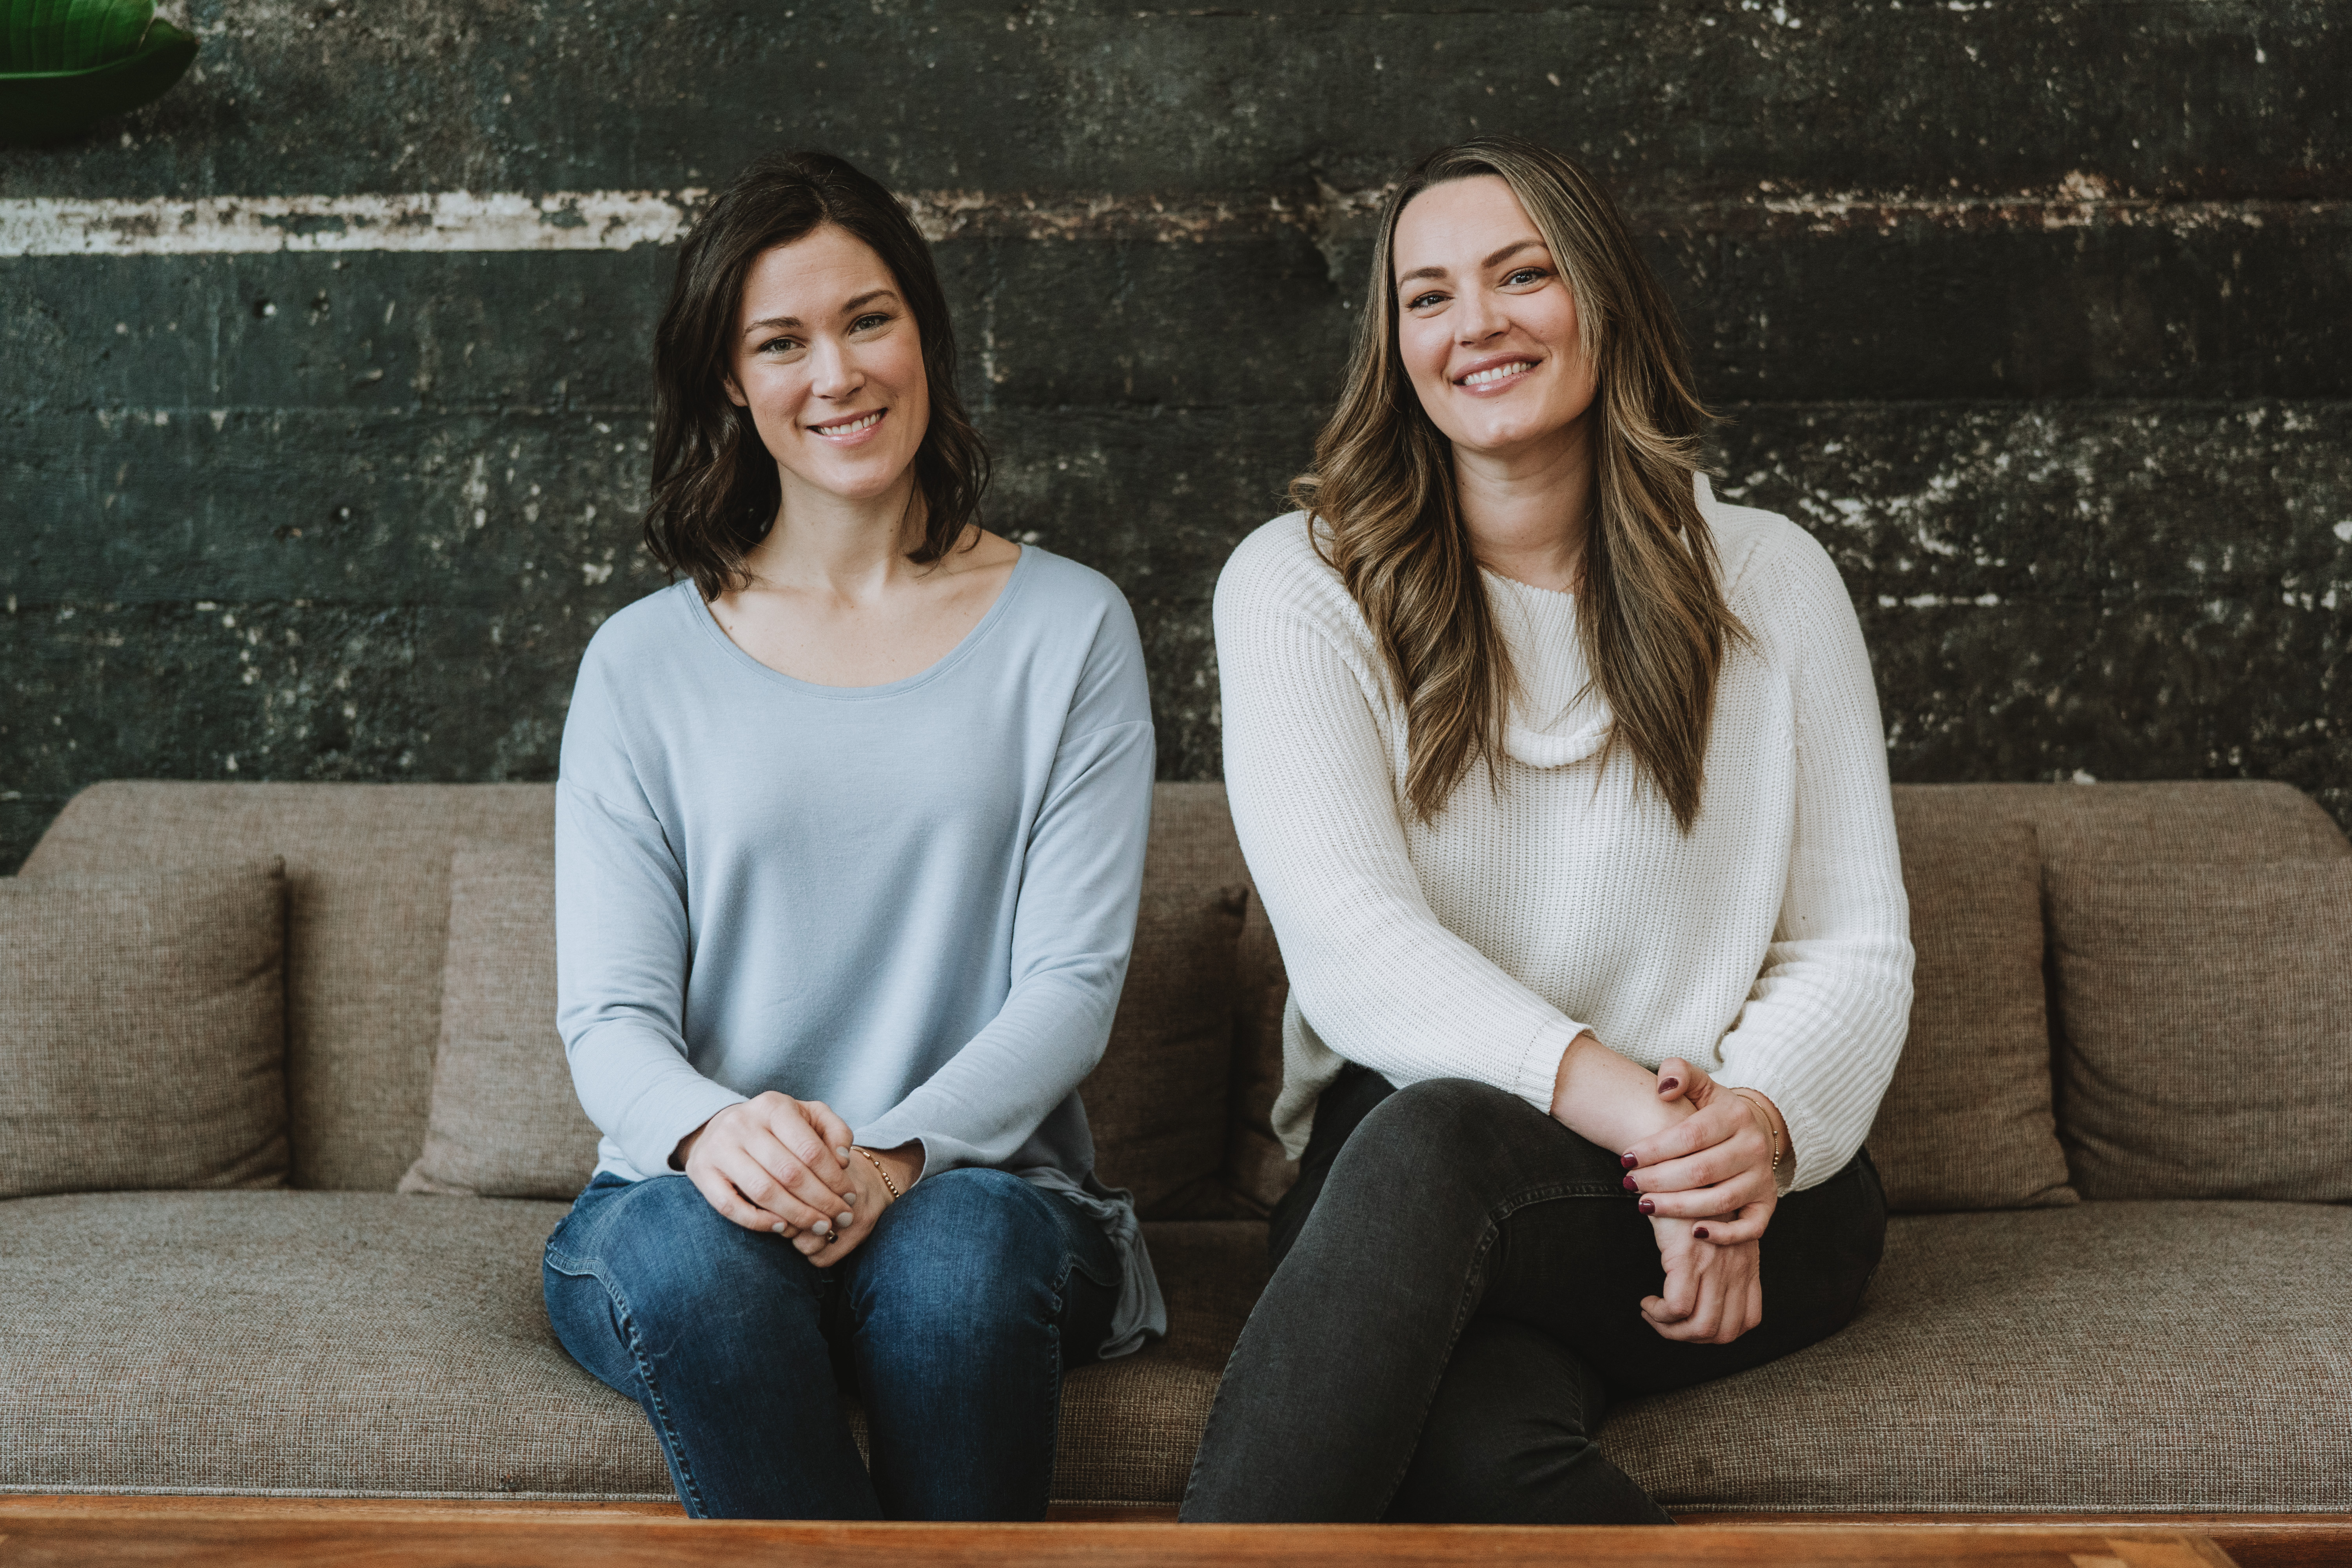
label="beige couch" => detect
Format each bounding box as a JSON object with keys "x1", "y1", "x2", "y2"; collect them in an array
[{"x1": 3, "y1": 779, "x2": 2348, "y2": 1518}]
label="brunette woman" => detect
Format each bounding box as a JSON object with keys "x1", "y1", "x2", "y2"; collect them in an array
[
  {"x1": 1181, "y1": 136, "x2": 1912, "y2": 1524},
  {"x1": 541, "y1": 151, "x2": 1162, "y2": 1521}
]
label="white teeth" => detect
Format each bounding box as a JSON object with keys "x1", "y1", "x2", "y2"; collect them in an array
[
  {"x1": 818, "y1": 411, "x2": 882, "y2": 436},
  {"x1": 1463, "y1": 361, "x2": 1535, "y2": 387}
]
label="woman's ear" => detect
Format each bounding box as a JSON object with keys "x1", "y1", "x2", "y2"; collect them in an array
[{"x1": 722, "y1": 375, "x2": 748, "y2": 408}]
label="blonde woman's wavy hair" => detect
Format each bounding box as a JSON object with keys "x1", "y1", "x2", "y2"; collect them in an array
[{"x1": 1295, "y1": 135, "x2": 1740, "y2": 830}]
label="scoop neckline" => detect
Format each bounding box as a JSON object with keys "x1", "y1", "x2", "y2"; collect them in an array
[{"x1": 682, "y1": 543, "x2": 1034, "y2": 700}]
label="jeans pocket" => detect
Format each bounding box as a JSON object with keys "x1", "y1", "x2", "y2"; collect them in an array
[
  {"x1": 543, "y1": 1240, "x2": 601, "y2": 1281},
  {"x1": 1067, "y1": 1249, "x2": 1118, "y2": 1293},
  {"x1": 1044, "y1": 1196, "x2": 1122, "y2": 1292},
  {"x1": 543, "y1": 1171, "x2": 636, "y2": 1274}
]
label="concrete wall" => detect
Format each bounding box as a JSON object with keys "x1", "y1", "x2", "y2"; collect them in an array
[{"x1": 4, "y1": 0, "x2": 2347, "y2": 868}]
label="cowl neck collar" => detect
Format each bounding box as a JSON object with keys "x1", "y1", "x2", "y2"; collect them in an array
[{"x1": 1487, "y1": 473, "x2": 1723, "y2": 769}]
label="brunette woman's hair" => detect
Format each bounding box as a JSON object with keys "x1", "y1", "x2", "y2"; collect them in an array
[
  {"x1": 642, "y1": 151, "x2": 990, "y2": 598},
  {"x1": 1292, "y1": 134, "x2": 1740, "y2": 831}
]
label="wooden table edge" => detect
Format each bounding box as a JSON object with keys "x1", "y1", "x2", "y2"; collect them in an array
[{"x1": 3, "y1": 1494, "x2": 2345, "y2": 1566}]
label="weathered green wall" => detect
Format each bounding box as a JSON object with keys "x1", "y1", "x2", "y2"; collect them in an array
[{"x1": 4, "y1": 1, "x2": 2347, "y2": 868}]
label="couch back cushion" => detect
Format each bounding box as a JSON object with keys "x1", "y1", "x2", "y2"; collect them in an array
[
  {"x1": 1, "y1": 862, "x2": 289, "y2": 1198},
  {"x1": 22, "y1": 783, "x2": 554, "y2": 1191},
  {"x1": 2047, "y1": 860, "x2": 2352, "y2": 1201},
  {"x1": 30, "y1": 777, "x2": 2344, "y2": 1204},
  {"x1": 1886, "y1": 780, "x2": 2350, "y2": 866},
  {"x1": 1079, "y1": 782, "x2": 1252, "y2": 1217},
  {"x1": 399, "y1": 843, "x2": 598, "y2": 1201},
  {"x1": 1222, "y1": 781, "x2": 2347, "y2": 1213},
  {"x1": 1892, "y1": 780, "x2": 2349, "y2": 1201},
  {"x1": 24, "y1": 780, "x2": 1258, "y2": 1202},
  {"x1": 1867, "y1": 818, "x2": 2075, "y2": 1211},
  {"x1": 1224, "y1": 891, "x2": 1299, "y2": 1216}
]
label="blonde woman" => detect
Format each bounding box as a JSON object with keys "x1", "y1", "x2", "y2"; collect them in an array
[{"x1": 1181, "y1": 137, "x2": 1913, "y2": 1524}]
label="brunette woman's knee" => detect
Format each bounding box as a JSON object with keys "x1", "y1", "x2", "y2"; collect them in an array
[
  {"x1": 849, "y1": 1169, "x2": 1068, "y2": 1354},
  {"x1": 595, "y1": 1177, "x2": 820, "y2": 1334}
]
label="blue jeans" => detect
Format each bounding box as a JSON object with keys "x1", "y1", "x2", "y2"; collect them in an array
[{"x1": 543, "y1": 1165, "x2": 1120, "y2": 1520}]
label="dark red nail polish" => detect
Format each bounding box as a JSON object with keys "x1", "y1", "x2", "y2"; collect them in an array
[
  {"x1": 1621, "y1": 1174, "x2": 1639, "y2": 1192},
  {"x1": 1638, "y1": 1198, "x2": 1656, "y2": 1216},
  {"x1": 1620, "y1": 1154, "x2": 1638, "y2": 1169},
  {"x1": 1693, "y1": 1225, "x2": 1711, "y2": 1240},
  {"x1": 1659, "y1": 1077, "x2": 1680, "y2": 1092}
]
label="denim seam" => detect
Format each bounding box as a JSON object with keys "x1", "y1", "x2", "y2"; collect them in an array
[
  {"x1": 544, "y1": 1242, "x2": 711, "y2": 1519},
  {"x1": 1047, "y1": 1189, "x2": 1120, "y2": 1293},
  {"x1": 1492, "y1": 1181, "x2": 1627, "y2": 1214},
  {"x1": 1042, "y1": 1248, "x2": 1075, "y2": 1519}
]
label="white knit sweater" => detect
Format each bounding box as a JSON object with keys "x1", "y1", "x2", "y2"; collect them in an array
[{"x1": 1216, "y1": 477, "x2": 1913, "y2": 1192}]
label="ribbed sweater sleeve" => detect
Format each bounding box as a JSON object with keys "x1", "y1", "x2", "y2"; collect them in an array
[
  {"x1": 1706, "y1": 529, "x2": 1915, "y2": 1191},
  {"x1": 1215, "y1": 526, "x2": 1589, "y2": 1114}
]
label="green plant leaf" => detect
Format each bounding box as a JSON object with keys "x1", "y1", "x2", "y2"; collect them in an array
[
  {"x1": 79, "y1": 0, "x2": 157, "y2": 68},
  {"x1": 2, "y1": 0, "x2": 154, "y2": 74},
  {"x1": 0, "y1": 6, "x2": 194, "y2": 143}
]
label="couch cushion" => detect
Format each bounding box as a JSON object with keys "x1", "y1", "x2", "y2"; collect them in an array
[
  {"x1": 0, "y1": 1190, "x2": 1263, "y2": 1505},
  {"x1": 0, "y1": 1190, "x2": 655, "y2": 1498},
  {"x1": 1601, "y1": 1200, "x2": 2352, "y2": 1510},
  {"x1": 2046, "y1": 860, "x2": 2352, "y2": 1202},
  {"x1": 1080, "y1": 785, "x2": 1250, "y2": 1219},
  {"x1": 400, "y1": 845, "x2": 598, "y2": 1201},
  {"x1": 1867, "y1": 821, "x2": 2074, "y2": 1212},
  {"x1": 22, "y1": 782, "x2": 556, "y2": 1192},
  {"x1": 0, "y1": 864, "x2": 289, "y2": 1200}
]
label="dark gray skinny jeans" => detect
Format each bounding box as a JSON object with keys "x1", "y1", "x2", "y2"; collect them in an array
[{"x1": 1181, "y1": 1065, "x2": 1886, "y2": 1524}]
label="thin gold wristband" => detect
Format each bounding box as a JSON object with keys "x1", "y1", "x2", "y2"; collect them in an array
[
  {"x1": 1731, "y1": 1090, "x2": 1782, "y2": 1180},
  {"x1": 853, "y1": 1145, "x2": 902, "y2": 1201}
]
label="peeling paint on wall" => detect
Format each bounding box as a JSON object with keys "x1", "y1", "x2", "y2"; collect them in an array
[
  {"x1": 0, "y1": 191, "x2": 704, "y2": 256},
  {"x1": 10, "y1": 185, "x2": 2341, "y2": 258}
]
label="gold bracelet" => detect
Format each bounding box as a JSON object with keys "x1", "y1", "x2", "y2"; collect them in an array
[
  {"x1": 1732, "y1": 1090, "x2": 1782, "y2": 1180},
  {"x1": 853, "y1": 1145, "x2": 902, "y2": 1201}
]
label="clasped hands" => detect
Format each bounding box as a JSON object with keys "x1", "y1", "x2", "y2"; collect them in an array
[
  {"x1": 673, "y1": 1091, "x2": 919, "y2": 1265},
  {"x1": 1619, "y1": 1057, "x2": 1784, "y2": 1347}
]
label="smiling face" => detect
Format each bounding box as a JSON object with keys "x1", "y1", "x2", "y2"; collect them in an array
[
  {"x1": 724, "y1": 223, "x2": 930, "y2": 511},
  {"x1": 1391, "y1": 174, "x2": 1597, "y2": 466}
]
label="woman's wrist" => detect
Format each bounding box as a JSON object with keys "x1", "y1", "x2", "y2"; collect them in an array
[
  {"x1": 854, "y1": 1142, "x2": 922, "y2": 1199},
  {"x1": 670, "y1": 1105, "x2": 735, "y2": 1171},
  {"x1": 1549, "y1": 1030, "x2": 1693, "y2": 1150},
  {"x1": 1727, "y1": 1088, "x2": 1789, "y2": 1185}
]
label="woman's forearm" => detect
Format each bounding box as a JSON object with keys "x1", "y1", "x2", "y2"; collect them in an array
[{"x1": 1548, "y1": 1031, "x2": 1693, "y2": 1154}]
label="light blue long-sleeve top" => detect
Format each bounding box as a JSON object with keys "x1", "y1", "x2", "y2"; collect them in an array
[{"x1": 554, "y1": 544, "x2": 1165, "y2": 1356}]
